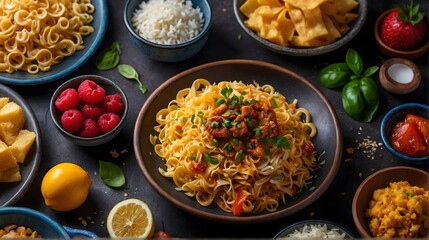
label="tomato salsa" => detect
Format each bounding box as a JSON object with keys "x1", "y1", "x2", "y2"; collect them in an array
[{"x1": 390, "y1": 114, "x2": 429, "y2": 157}]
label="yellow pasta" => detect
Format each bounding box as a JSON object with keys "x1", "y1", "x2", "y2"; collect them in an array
[
  {"x1": 0, "y1": 0, "x2": 95, "y2": 74},
  {"x1": 151, "y1": 79, "x2": 318, "y2": 215}
]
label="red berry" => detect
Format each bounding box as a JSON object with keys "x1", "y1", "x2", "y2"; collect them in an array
[
  {"x1": 61, "y1": 109, "x2": 84, "y2": 133},
  {"x1": 381, "y1": 8, "x2": 427, "y2": 51},
  {"x1": 102, "y1": 94, "x2": 124, "y2": 114},
  {"x1": 79, "y1": 119, "x2": 101, "y2": 137},
  {"x1": 80, "y1": 103, "x2": 105, "y2": 120},
  {"x1": 78, "y1": 80, "x2": 106, "y2": 104},
  {"x1": 97, "y1": 113, "x2": 120, "y2": 133},
  {"x1": 55, "y1": 88, "x2": 80, "y2": 112}
]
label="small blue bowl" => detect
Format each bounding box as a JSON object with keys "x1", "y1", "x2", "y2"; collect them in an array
[
  {"x1": 380, "y1": 103, "x2": 429, "y2": 163},
  {"x1": 273, "y1": 219, "x2": 355, "y2": 239},
  {"x1": 0, "y1": 207, "x2": 97, "y2": 238},
  {"x1": 124, "y1": 0, "x2": 212, "y2": 62},
  {"x1": 50, "y1": 75, "x2": 128, "y2": 146}
]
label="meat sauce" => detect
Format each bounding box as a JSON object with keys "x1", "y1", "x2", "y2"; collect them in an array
[
  {"x1": 205, "y1": 101, "x2": 280, "y2": 159},
  {"x1": 390, "y1": 114, "x2": 429, "y2": 157}
]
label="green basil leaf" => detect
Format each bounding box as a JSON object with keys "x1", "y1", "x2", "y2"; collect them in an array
[
  {"x1": 96, "y1": 42, "x2": 121, "y2": 70},
  {"x1": 99, "y1": 160, "x2": 126, "y2": 188},
  {"x1": 319, "y1": 62, "x2": 352, "y2": 88},
  {"x1": 346, "y1": 48, "x2": 363, "y2": 76},
  {"x1": 364, "y1": 66, "x2": 379, "y2": 77},
  {"x1": 342, "y1": 80, "x2": 364, "y2": 117},
  {"x1": 118, "y1": 64, "x2": 139, "y2": 79},
  {"x1": 118, "y1": 64, "x2": 148, "y2": 94},
  {"x1": 358, "y1": 77, "x2": 379, "y2": 122}
]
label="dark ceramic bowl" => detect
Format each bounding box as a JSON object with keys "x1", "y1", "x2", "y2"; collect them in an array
[
  {"x1": 375, "y1": 9, "x2": 429, "y2": 60},
  {"x1": 133, "y1": 59, "x2": 342, "y2": 223},
  {"x1": 124, "y1": 0, "x2": 212, "y2": 62},
  {"x1": 0, "y1": 207, "x2": 96, "y2": 238},
  {"x1": 352, "y1": 166, "x2": 429, "y2": 238},
  {"x1": 50, "y1": 75, "x2": 128, "y2": 146},
  {"x1": 380, "y1": 103, "x2": 429, "y2": 163},
  {"x1": 233, "y1": 0, "x2": 368, "y2": 56},
  {"x1": 0, "y1": 0, "x2": 108, "y2": 85},
  {"x1": 273, "y1": 219, "x2": 355, "y2": 239},
  {"x1": 0, "y1": 84, "x2": 41, "y2": 206}
]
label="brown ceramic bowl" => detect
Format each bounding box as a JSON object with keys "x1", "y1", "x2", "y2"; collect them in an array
[
  {"x1": 352, "y1": 166, "x2": 429, "y2": 238},
  {"x1": 133, "y1": 59, "x2": 342, "y2": 223},
  {"x1": 374, "y1": 9, "x2": 429, "y2": 59}
]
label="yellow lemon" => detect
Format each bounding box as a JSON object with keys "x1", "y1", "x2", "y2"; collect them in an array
[
  {"x1": 106, "y1": 198, "x2": 155, "y2": 238},
  {"x1": 41, "y1": 162, "x2": 91, "y2": 212}
]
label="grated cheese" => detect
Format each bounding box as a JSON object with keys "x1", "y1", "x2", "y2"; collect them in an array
[{"x1": 280, "y1": 224, "x2": 346, "y2": 239}]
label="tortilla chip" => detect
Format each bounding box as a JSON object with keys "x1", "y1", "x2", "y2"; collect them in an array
[
  {"x1": 283, "y1": 0, "x2": 330, "y2": 10},
  {"x1": 287, "y1": 4, "x2": 328, "y2": 41}
]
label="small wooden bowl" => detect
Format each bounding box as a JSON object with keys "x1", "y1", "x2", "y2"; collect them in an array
[
  {"x1": 352, "y1": 166, "x2": 429, "y2": 238},
  {"x1": 374, "y1": 9, "x2": 429, "y2": 59},
  {"x1": 379, "y1": 58, "x2": 421, "y2": 94}
]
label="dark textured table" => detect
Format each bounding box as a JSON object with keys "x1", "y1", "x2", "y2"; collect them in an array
[{"x1": 12, "y1": 0, "x2": 428, "y2": 238}]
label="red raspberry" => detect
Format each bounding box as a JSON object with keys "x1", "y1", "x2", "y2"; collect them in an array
[
  {"x1": 79, "y1": 119, "x2": 101, "y2": 137},
  {"x1": 102, "y1": 94, "x2": 124, "y2": 114},
  {"x1": 78, "y1": 80, "x2": 105, "y2": 104},
  {"x1": 97, "y1": 113, "x2": 120, "y2": 134},
  {"x1": 55, "y1": 88, "x2": 80, "y2": 112},
  {"x1": 80, "y1": 103, "x2": 105, "y2": 120},
  {"x1": 61, "y1": 109, "x2": 83, "y2": 134}
]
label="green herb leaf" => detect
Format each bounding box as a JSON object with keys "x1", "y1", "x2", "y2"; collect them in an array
[
  {"x1": 346, "y1": 48, "x2": 363, "y2": 76},
  {"x1": 117, "y1": 64, "x2": 148, "y2": 94},
  {"x1": 221, "y1": 88, "x2": 233, "y2": 99},
  {"x1": 99, "y1": 160, "x2": 126, "y2": 188},
  {"x1": 364, "y1": 66, "x2": 379, "y2": 77},
  {"x1": 96, "y1": 42, "x2": 121, "y2": 70},
  {"x1": 204, "y1": 154, "x2": 219, "y2": 164},
  {"x1": 404, "y1": 190, "x2": 415, "y2": 197}
]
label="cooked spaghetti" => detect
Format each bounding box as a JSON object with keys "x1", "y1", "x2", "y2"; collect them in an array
[{"x1": 150, "y1": 79, "x2": 318, "y2": 215}]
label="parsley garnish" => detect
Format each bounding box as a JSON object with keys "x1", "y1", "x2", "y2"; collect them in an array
[{"x1": 204, "y1": 154, "x2": 219, "y2": 164}]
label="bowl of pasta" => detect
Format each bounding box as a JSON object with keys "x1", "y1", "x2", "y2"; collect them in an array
[
  {"x1": 0, "y1": 0, "x2": 108, "y2": 85},
  {"x1": 133, "y1": 59, "x2": 343, "y2": 223},
  {"x1": 233, "y1": 0, "x2": 367, "y2": 56}
]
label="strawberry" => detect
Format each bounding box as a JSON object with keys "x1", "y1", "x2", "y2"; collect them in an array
[{"x1": 380, "y1": 1, "x2": 427, "y2": 51}]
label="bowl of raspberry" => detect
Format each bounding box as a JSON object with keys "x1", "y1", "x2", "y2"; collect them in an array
[
  {"x1": 374, "y1": 1, "x2": 428, "y2": 59},
  {"x1": 50, "y1": 75, "x2": 128, "y2": 146}
]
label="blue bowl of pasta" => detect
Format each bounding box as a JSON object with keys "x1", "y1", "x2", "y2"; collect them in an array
[
  {"x1": 133, "y1": 59, "x2": 343, "y2": 223},
  {"x1": 0, "y1": 0, "x2": 108, "y2": 85}
]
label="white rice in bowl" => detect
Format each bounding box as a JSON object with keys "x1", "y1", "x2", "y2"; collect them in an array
[{"x1": 131, "y1": 0, "x2": 204, "y2": 45}]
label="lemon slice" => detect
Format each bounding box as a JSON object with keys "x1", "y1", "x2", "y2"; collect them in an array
[{"x1": 106, "y1": 198, "x2": 155, "y2": 238}]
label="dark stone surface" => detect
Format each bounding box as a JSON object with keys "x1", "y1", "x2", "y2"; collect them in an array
[{"x1": 11, "y1": 0, "x2": 428, "y2": 238}]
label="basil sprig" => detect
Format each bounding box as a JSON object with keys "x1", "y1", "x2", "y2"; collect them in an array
[
  {"x1": 118, "y1": 64, "x2": 148, "y2": 94},
  {"x1": 318, "y1": 48, "x2": 379, "y2": 122},
  {"x1": 99, "y1": 160, "x2": 126, "y2": 188},
  {"x1": 96, "y1": 42, "x2": 121, "y2": 70}
]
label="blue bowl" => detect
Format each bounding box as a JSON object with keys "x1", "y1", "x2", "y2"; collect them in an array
[
  {"x1": 273, "y1": 219, "x2": 355, "y2": 239},
  {"x1": 380, "y1": 103, "x2": 429, "y2": 163},
  {"x1": 50, "y1": 75, "x2": 128, "y2": 146},
  {"x1": 0, "y1": 0, "x2": 108, "y2": 85},
  {"x1": 124, "y1": 0, "x2": 212, "y2": 62},
  {"x1": 0, "y1": 207, "x2": 96, "y2": 238}
]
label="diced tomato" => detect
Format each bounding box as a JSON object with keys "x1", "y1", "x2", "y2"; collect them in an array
[
  {"x1": 189, "y1": 161, "x2": 207, "y2": 173},
  {"x1": 231, "y1": 189, "x2": 249, "y2": 216},
  {"x1": 390, "y1": 121, "x2": 428, "y2": 157},
  {"x1": 154, "y1": 231, "x2": 171, "y2": 239},
  {"x1": 302, "y1": 141, "x2": 314, "y2": 155},
  {"x1": 405, "y1": 114, "x2": 429, "y2": 143}
]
